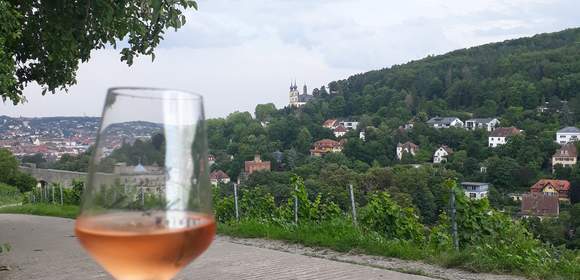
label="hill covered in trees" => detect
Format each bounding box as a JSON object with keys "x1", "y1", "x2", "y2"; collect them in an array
[
  {"x1": 206, "y1": 28, "x2": 580, "y2": 248},
  {"x1": 322, "y1": 27, "x2": 580, "y2": 119},
  {"x1": 212, "y1": 27, "x2": 580, "y2": 181}
]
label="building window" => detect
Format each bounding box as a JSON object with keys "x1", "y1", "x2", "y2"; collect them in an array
[{"x1": 469, "y1": 193, "x2": 476, "y2": 198}]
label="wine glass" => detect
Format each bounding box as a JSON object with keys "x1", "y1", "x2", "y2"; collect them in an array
[{"x1": 75, "y1": 88, "x2": 215, "y2": 280}]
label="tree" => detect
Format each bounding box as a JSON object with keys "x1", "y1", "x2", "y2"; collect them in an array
[
  {"x1": 294, "y1": 127, "x2": 312, "y2": 154},
  {"x1": 329, "y1": 96, "x2": 346, "y2": 116},
  {"x1": 0, "y1": 148, "x2": 18, "y2": 184},
  {"x1": 255, "y1": 103, "x2": 277, "y2": 122},
  {"x1": 486, "y1": 157, "x2": 521, "y2": 190},
  {"x1": 0, "y1": 0, "x2": 198, "y2": 103},
  {"x1": 7, "y1": 172, "x2": 36, "y2": 193},
  {"x1": 21, "y1": 153, "x2": 46, "y2": 166}
]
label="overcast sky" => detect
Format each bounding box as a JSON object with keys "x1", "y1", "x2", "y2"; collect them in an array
[{"x1": 2, "y1": 0, "x2": 579, "y2": 119}]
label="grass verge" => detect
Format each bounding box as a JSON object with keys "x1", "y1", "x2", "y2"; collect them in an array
[
  {"x1": 0, "y1": 203, "x2": 79, "y2": 219},
  {"x1": 220, "y1": 219, "x2": 580, "y2": 280},
  {"x1": 220, "y1": 219, "x2": 427, "y2": 261}
]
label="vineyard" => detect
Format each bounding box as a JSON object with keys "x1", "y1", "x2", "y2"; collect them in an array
[
  {"x1": 7, "y1": 176, "x2": 580, "y2": 280},
  {"x1": 213, "y1": 175, "x2": 579, "y2": 280}
]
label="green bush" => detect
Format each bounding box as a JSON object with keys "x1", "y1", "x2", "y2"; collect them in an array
[
  {"x1": 7, "y1": 172, "x2": 36, "y2": 193},
  {"x1": 0, "y1": 203, "x2": 79, "y2": 219},
  {"x1": 281, "y1": 175, "x2": 342, "y2": 223},
  {"x1": 358, "y1": 191, "x2": 425, "y2": 243},
  {"x1": 214, "y1": 189, "x2": 236, "y2": 223},
  {"x1": 239, "y1": 187, "x2": 277, "y2": 221},
  {"x1": 0, "y1": 183, "x2": 21, "y2": 205}
]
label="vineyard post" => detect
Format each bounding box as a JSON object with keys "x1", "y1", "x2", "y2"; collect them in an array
[
  {"x1": 140, "y1": 188, "x2": 145, "y2": 207},
  {"x1": 349, "y1": 184, "x2": 357, "y2": 226},
  {"x1": 450, "y1": 187, "x2": 459, "y2": 251},
  {"x1": 294, "y1": 184, "x2": 298, "y2": 224},
  {"x1": 60, "y1": 185, "x2": 64, "y2": 205},
  {"x1": 233, "y1": 183, "x2": 239, "y2": 221}
]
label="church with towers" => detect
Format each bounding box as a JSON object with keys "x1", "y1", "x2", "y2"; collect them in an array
[{"x1": 289, "y1": 81, "x2": 313, "y2": 107}]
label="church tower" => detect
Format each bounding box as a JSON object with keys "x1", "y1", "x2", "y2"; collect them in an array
[
  {"x1": 289, "y1": 80, "x2": 311, "y2": 108},
  {"x1": 289, "y1": 81, "x2": 300, "y2": 107}
]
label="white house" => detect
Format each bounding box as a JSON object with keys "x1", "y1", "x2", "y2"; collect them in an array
[
  {"x1": 461, "y1": 182, "x2": 489, "y2": 200},
  {"x1": 464, "y1": 118, "x2": 500, "y2": 132},
  {"x1": 552, "y1": 143, "x2": 577, "y2": 172},
  {"x1": 209, "y1": 170, "x2": 230, "y2": 186},
  {"x1": 396, "y1": 141, "x2": 419, "y2": 160},
  {"x1": 488, "y1": 127, "x2": 521, "y2": 147},
  {"x1": 339, "y1": 120, "x2": 359, "y2": 130},
  {"x1": 323, "y1": 119, "x2": 359, "y2": 137},
  {"x1": 556, "y1": 127, "x2": 580, "y2": 144},
  {"x1": 433, "y1": 145, "x2": 453, "y2": 164},
  {"x1": 426, "y1": 117, "x2": 463, "y2": 129}
]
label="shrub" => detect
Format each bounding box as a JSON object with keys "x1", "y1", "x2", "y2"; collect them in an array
[
  {"x1": 0, "y1": 183, "x2": 21, "y2": 205},
  {"x1": 359, "y1": 191, "x2": 425, "y2": 243}
]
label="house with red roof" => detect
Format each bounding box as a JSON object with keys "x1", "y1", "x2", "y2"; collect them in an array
[
  {"x1": 521, "y1": 192, "x2": 560, "y2": 219},
  {"x1": 323, "y1": 119, "x2": 358, "y2": 138},
  {"x1": 322, "y1": 119, "x2": 338, "y2": 129},
  {"x1": 209, "y1": 170, "x2": 230, "y2": 186},
  {"x1": 530, "y1": 179, "x2": 570, "y2": 201},
  {"x1": 333, "y1": 125, "x2": 347, "y2": 137},
  {"x1": 396, "y1": 141, "x2": 419, "y2": 160},
  {"x1": 310, "y1": 139, "x2": 343, "y2": 156},
  {"x1": 244, "y1": 154, "x2": 271, "y2": 175}
]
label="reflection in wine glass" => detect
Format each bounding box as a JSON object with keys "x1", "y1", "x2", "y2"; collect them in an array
[{"x1": 75, "y1": 88, "x2": 215, "y2": 280}]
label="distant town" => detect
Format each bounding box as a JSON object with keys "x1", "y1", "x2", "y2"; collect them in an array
[{"x1": 0, "y1": 116, "x2": 161, "y2": 160}]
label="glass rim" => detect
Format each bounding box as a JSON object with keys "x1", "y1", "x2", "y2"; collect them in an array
[{"x1": 107, "y1": 87, "x2": 203, "y2": 101}]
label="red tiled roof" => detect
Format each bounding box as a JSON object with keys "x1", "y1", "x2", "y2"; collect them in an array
[
  {"x1": 323, "y1": 119, "x2": 337, "y2": 128},
  {"x1": 313, "y1": 139, "x2": 342, "y2": 149},
  {"x1": 209, "y1": 170, "x2": 229, "y2": 180},
  {"x1": 521, "y1": 192, "x2": 559, "y2": 217},
  {"x1": 489, "y1": 127, "x2": 521, "y2": 137},
  {"x1": 334, "y1": 125, "x2": 347, "y2": 132},
  {"x1": 397, "y1": 141, "x2": 418, "y2": 149},
  {"x1": 530, "y1": 179, "x2": 570, "y2": 192}
]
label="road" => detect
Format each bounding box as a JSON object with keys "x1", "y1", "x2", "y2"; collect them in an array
[{"x1": 0, "y1": 214, "x2": 434, "y2": 280}]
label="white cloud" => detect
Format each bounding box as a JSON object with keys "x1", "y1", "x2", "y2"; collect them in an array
[{"x1": 1, "y1": 0, "x2": 579, "y2": 118}]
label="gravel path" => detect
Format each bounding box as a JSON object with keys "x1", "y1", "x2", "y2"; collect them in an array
[{"x1": 0, "y1": 214, "x2": 434, "y2": 280}]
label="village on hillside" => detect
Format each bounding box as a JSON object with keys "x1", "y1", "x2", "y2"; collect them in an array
[{"x1": 201, "y1": 84, "x2": 580, "y2": 221}]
